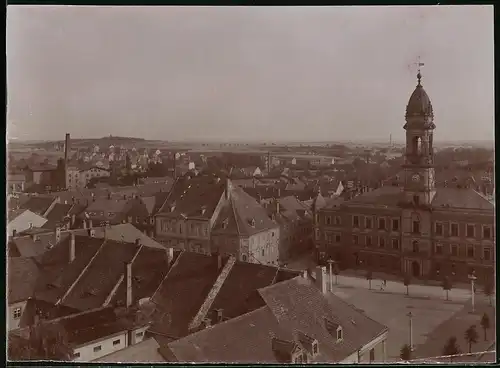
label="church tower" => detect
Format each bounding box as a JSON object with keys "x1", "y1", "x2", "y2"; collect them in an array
[{"x1": 402, "y1": 70, "x2": 436, "y2": 207}]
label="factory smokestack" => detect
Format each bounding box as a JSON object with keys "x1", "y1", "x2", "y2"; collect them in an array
[{"x1": 64, "y1": 133, "x2": 70, "y2": 162}]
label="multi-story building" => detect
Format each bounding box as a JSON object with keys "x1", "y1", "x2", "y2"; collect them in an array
[
  {"x1": 155, "y1": 175, "x2": 280, "y2": 265},
  {"x1": 317, "y1": 71, "x2": 495, "y2": 283},
  {"x1": 66, "y1": 165, "x2": 111, "y2": 190}
]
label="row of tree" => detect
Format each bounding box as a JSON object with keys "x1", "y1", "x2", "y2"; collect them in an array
[{"x1": 400, "y1": 313, "x2": 491, "y2": 362}]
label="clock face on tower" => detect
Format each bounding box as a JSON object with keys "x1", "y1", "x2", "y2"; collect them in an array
[{"x1": 412, "y1": 174, "x2": 421, "y2": 182}]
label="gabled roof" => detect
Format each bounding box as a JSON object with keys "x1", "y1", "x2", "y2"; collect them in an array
[
  {"x1": 89, "y1": 224, "x2": 164, "y2": 249},
  {"x1": 166, "y1": 277, "x2": 388, "y2": 363},
  {"x1": 45, "y1": 203, "x2": 73, "y2": 223},
  {"x1": 158, "y1": 176, "x2": 226, "y2": 218},
  {"x1": 8, "y1": 257, "x2": 40, "y2": 304},
  {"x1": 8, "y1": 209, "x2": 28, "y2": 223},
  {"x1": 20, "y1": 196, "x2": 57, "y2": 215},
  {"x1": 150, "y1": 252, "x2": 227, "y2": 339},
  {"x1": 213, "y1": 186, "x2": 278, "y2": 237},
  {"x1": 11, "y1": 232, "x2": 70, "y2": 258},
  {"x1": 345, "y1": 186, "x2": 403, "y2": 206}
]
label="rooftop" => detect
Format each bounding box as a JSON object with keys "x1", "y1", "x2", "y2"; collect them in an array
[
  {"x1": 94, "y1": 338, "x2": 165, "y2": 363},
  {"x1": 8, "y1": 257, "x2": 40, "y2": 304}
]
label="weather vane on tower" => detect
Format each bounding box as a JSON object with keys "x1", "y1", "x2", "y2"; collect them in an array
[{"x1": 415, "y1": 56, "x2": 425, "y2": 85}]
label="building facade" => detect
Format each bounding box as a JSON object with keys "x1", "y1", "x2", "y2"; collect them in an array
[{"x1": 317, "y1": 71, "x2": 495, "y2": 283}]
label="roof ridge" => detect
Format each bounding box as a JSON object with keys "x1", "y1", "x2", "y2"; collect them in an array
[
  {"x1": 151, "y1": 250, "x2": 184, "y2": 302},
  {"x1": 157, "y1": 176, "x2": 181, "y2": 214},
  {"x1": 229, "y1": 198, "x2": 242, "y2": 235}
]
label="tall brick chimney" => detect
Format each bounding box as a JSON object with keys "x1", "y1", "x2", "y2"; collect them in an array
[
  {"x1": 125, "y1": 261, "x2": 133, "y2": 308},
  {"x1": 64, "y1": 133, "x2": 70, "y2": 162}
]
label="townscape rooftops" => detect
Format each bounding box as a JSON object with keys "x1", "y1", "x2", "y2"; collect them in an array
[
  {"x1": 166, "y1": 277, "x2": 387, "y2": 363},
  {"x1": 8, "y1": 257, "x2": 40, "y2": 304},
  {"x1": 10, "y1": 232, "x2": 70, "y2": 258},
  {"x1": 45, "y1": 203, "x2": 73, "y2": 222},
  {"x1": 89, "y1": 223, "x2": 164, "y2": 249},
  {"x1": 8, "y1": 208, "x2": 27, "y2": 223},
  {"x1": 431, "y1": 187, "x2": 494, "y2": 211}
]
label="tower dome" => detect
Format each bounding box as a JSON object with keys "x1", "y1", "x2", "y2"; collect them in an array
[{"x1": 405, "y1": 72, "x2": 434, "y2": 118}]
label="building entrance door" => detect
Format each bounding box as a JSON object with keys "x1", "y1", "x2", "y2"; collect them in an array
[{"x1": 411, "y1": 260, "x2": 420, "y2": 278}]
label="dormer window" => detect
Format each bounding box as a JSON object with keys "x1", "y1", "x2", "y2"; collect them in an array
[
  {"x1": 222, "y1": 219, "x2": 229, "y2": 230},
  {"x1": 325, "y1": 318, "x2": 343, "y2": 343},
  {"x1": 248, "y1": 218, "x2": 256, "y2": 227},
  {"x1": 336, "y1": 326, "x2": 343, "y2": 341}
]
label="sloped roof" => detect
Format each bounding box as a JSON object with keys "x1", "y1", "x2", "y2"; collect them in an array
[
  {"x1": 431, "y1": 187, "x2": 494, "y2": 210},
  {"x1": 8, "y1": 209, "x2": 26, "y2": 223},
  {"x1": 346, "y1": 186, "x2": 403, "y2": 206},
  {"x1": 158, "y1": 176, "x2": 225, "y2": 218},
  {"x1": 166, "y1": 277, "x2": 387, "y2": 363},
  {"x1": 150, "y1": 252, "x2": 227, "y2": 339},
  {"x1": 11, "y1": 232, "x2": 70, "y2": 258},
  {"x1": 8, "y1": 257, "x2": 40, "y2": 304},
  {"x1": 20, "y1": 196, "x2": 56, "y2": 215},
  {"x1": 90, "y1": 223, "x2": 164, "y2": 249},
  {"x1": 45, "y1": 203, "x2": 73, "y2": 223}
]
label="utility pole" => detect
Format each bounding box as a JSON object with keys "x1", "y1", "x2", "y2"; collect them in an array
[
  {"x1": 469, "y1": 271, "x2": 477, "y2": 312},
  {"x1": 407, "y1": 311, "x2": 414, "y2": 351}
]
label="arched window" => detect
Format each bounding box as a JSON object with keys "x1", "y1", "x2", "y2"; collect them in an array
[
  {"x1": 412, "y1": 240, "x2": 419, "y2": 253},
  {"x1": 242, "y1": 254, "x2": 247, "y2": 262}
]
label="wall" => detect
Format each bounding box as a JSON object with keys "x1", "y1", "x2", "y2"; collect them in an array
[
  {"x1": 8, "y1": 210, "x2": 48, "y2": 236},
  {"x1": 358, "y1": 333, "x2": 388, "y2": 363},
  {"x1": 8, "y1": 301, "x2": 27, "y2": 331},
  {"x1": 73, "y1": 331, "x2": 129, "y2": 362},
  {"x1": 248, "y1": 227, "x2": 280, "y2": 266}
]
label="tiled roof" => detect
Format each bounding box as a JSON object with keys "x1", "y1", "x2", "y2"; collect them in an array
[
  {"x1": 8, "y1": 257, "x2": 40, "y2": 304},
  {"x1": 45, "y1": 203, "x2": 73, "y2": 223},
  {"x1": 141, "y1": 196, "x2": 156, "y2": 215},
  {"x1": 8, "y1": 209, "x2": 26, "y2": 223},
  {"x1": 158, "y1": 176, "x2": 225, "y2": 218},
  {"x1": 62, "y1": 240, "x2": 140, "y2": 310},
  {"x1": 94, "y1": 338, "x2": 165, "y2": 362},
  {"x1": 11, "y1": 232, "x2": 70, "y2": 258},
  {"x1": 210, "y1": 262, "x2": 279, "y2": 319},
  {"x1": 111, "y1": 247, "x2": 180, "y2": 306},
  {"x1": 20, "y1": 196, "x2": 56, "y2": 215},
  {"x1": 213, "y1": 186, "x2": 278, "y2": 236},
  {"x1": 85, "y1": 198, "x2": 130, "y2": 215},
  {"x1": 90, "y1": 224, "x2": 164, "y2": 249},
  {"x1": 431, "y1": 187, "x2": 494, "y2": 210},
  {"x1": 166, "y1": 277, "x2": 387, "y2": 363},
  {"x1": 150, "y1": 252, "x2": 227, "y2": 338},
  {"x1": 34, "y1": 236, "x2": 105, "y2": 305},
  {"x1": 346, "y1": 186, "x2": 403, "y2": 206}
]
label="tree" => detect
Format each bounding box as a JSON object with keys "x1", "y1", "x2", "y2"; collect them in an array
[
  {"x1": 464, "y1": 325, "x2": 478, "y2": 353},
  {"x1": 483, "y1": 278, "x2": 494, "y2": 306},
  {"x1": 442, "y1": 336, "x2": 461, "y2": 362},
  {"x1": 9, "y1": 319, "x2": 73, "y2": 360},
  {"x1": 366, "y1": 269, "x2": 373, "y2": 290},
  {"x1": 400, "y1": 344, "x2": 412, "y2": 361},
  {"x1": 403, "y1": 274, "x2": 411, "y2": 296},
  {"x1": 442, "y1": 276, "x2": 452, "y2": 301},
  {"x1": 480, "y1": 313, "x2": 490, "y2": 342}
]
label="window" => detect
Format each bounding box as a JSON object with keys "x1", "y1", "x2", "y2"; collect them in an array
[
  {"x1": 435, "y1": 243, "x2": 443, "y2": 255},
  {"x1": 483, "y1": 247, "x2": 491, "y2": 261},
  {"x1": 93, "y1": 345, "x2": 102, "y2": 353},
  {"x1": 466, "y1": 224, "x2": 475, "y2": 238},
  {"x1": 13, "y1": 307, "x2": 22, "y2": 319},
  {"x1": 352, "y1": 235, "x2": 358, "y2": 245},
  {"x1": 335, "y1": 234, "x2": 341, "y2": 243},
  {"x1": 326, "y1": 233, "x2": 333, "y2": 244},
  {"x1": 272, "y1": 232, "x2": 275, "y2": 237},
  {"x1": 334, "y1": 216, "x2": 341, "y2": 225},
  {"x1": 136, "y1": 331, "x2": 144, "y2": 338},
  {"x1": 379, "y1": 237, "x2": 385, "y2": 248},
  {"x1": 392, "y1": 239, "x2": 400, "y2": 250},
  {"x1": 412, "y1": 221, "x2": 420, "y2": 234},
  {"x1": 365, "y1": 217, "x2": 372, "y2": 229},
  {"x1": 451, "y1": 223, "x2": 459, "y2": 237},
  {"x1": 113, "y1": 339, "x2": 120, "y2": 346},
  {"x1": 412, "y1": 240, "x2": 419, "y2": 253},
  {"x1": 392, "y1": 219, "x2": 400, "y2": 231},
  {"x1": 483, "y1": 226, "x2": 492, "y2": 239},
  {"x1": 353, "y1": 215, "x2": 359, "y2": 228},
  {"x1": 337, "y1": 328, "x2": 343, "y2": 340},
  {"x1": 313, "y1": 342, "x2": 318, "y2": 354},
  {"x1": 366, "y1": 236, "x2": 372, "y2": 247},
  {"x1": 467, "y1": 245, "x2": 474, "y2": 258},
  {"x1": 326, "y1": 216, "x2": 332, "y2": 225},
  {"x1": 378, "y1": 218, "x2": 386, "y2": 230},
  {"x1": 73, "y1": 352, "x2": 81, "y2": 358},
  {"x1": 261, "y1": 249, "x2": 265, "y2": 256},
  {"x1": 369, "y1": 348, "x2": 375, "y2": 362},
  {"x1": 450, "y1": 244, "x2": 458, "y2": 256},
  {"x1": 242, "y1": 254, "x2": 248, "y2": 262},
  {"x1": 435, "y1": 222, "x2": 443, "y2": 236}
]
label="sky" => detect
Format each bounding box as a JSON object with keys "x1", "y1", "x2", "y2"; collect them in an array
[{"x1": 7, "y1": 6, "x2": 494, "y2": 142}]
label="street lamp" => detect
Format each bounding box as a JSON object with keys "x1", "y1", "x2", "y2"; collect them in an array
[
  {"x1": 468, "y1": 271, "x2": 477, "y2": 313},
  {"x1": 407, "y1": 311, "x2": 414, "y2": 351}
]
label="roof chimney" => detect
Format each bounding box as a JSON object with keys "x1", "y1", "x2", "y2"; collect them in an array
[
  {"x1": 125, "y1": 261, "x2": 133, "y2": 308},
  {"x1": 69, "y1": 233, "x2": 76, "y2": 263},
  {"x1": 315, "y1": 266, "x2": 328, "y2": 294},
  {"x1": 64, "y1": 133, "x2": 70, "y2": 163},
  {"x1": 135, "y1": 238, "x2": 140, "y2": 246},
  {"x1": 166, "y1": 247, "x2": 174, "y2": 267},
  {"x1": 12, "y1": 229, "x2": 17, "y2": 238},
  {"x1": 214, "y1": 308, "x2": 223, "y2": 323},
  {"x1": 217, "y1": 253, "x2": 223, "y2": 270},
  {"x1": 225, "y1": 178, "x2": 232, "y2": 200},
  {"x1": 276, "y1": 199, "x2": 280, "y2": 214}
]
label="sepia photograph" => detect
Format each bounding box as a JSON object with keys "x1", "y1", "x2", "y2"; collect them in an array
[{"x1": 6, "y1": 5, "x2": 495, "y2": 363}]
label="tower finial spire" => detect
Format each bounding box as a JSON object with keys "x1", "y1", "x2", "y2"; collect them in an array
[{"x1": 416, "y1": 56, "x2": 424, "y2": 85}]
